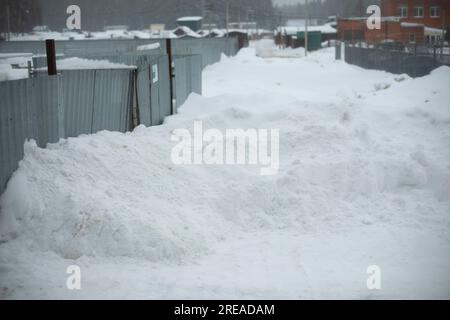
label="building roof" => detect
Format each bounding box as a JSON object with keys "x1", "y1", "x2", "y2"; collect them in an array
[
  {"x1": 173, "y1": 26, "x2": 203, "y2": 38},
  {"x1": 277, "y1": 24, "x2": 337, "y2": 35}
]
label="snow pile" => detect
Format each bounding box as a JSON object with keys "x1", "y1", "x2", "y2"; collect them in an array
[
  {"x1": 55, "y1": 57, "x2": 135, "y2": 70},
  {"x1": 251, "y1": 39, "x2": 306, "y2": 58},
  {"x1": 0, "y1": 42, "x2": 449, "y2": 299},
  {"x1": 173, "y1": 26, "x2": 203, "y2": 38},
  {"x1": 0, "y1": 64, "x2": 28, "y2": 81},
  {"x1": 0, "y1": 53, "x2": 33, "y2": 68}
]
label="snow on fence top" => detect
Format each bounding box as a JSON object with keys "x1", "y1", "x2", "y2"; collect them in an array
[
  {"x1": 33, "y1": 57, "x2": 136, "y2": 70},
  {"x1": 177, "y1": 16, "x2": 203, "y2": 22},
  {"x1": 136, "y1": 43, "x2": 161, "y2": 51}
]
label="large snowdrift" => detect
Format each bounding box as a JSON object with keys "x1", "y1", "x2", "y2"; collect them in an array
[{"x1": 0, "y1": 45, "x2": 449, "y2": 299}]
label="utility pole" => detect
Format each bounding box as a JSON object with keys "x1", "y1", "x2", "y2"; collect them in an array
[
  {"x1": 238, "y1": 0, "x2": 241, "y2": 29},
  {"x1": 247, "y1": 10, "x2": 251, "y2": 38},
  {"x1": 6, "y1": 0, "x2": 11, "y2": 41},
  {"x1": 442, "y1": 8, "x2": 446, "y2": 55},
  {"x1": 305, "y1": 0, "x2": 309, "y2": 56}
]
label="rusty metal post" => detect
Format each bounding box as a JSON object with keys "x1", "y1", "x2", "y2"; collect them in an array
[
  {"x1": 166, "y1": 38, "x2": 175, "y2": 115},
  {"x1": 45, "y1": 39, "x2": 57, "y2": 76}
]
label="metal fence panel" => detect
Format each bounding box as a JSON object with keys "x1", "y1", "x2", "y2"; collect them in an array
[
  {"x1": 157, "y1": 54, "x2": 172, "y2": 122},
  {"x1": 172, "y1": 37, "x2": 239, "y2": 68},
  {"x1": 33, "y1": 76, "x2": 64, "y2": 145},
  {"x1": 0, "y1": 76, "x2": 60, "y2": 194},
  {"x1": 173, "y1": 54, "x2": 202, "y2": 111},
  {"x1": 344, "y1": 45, "x2": 447, "y2": 77},
  {"x1": 190, "y1": 55, "x2": 202, "y2": 95},
  {"x1": 0, "y1": 38, "x2": 239, "y2": 194},
  {"x1": 92, "y1": 69, "x2": 133, "y2": 133},
  {"x1": 173, "y1": 56, "x2": 188, "y2": 111},
  {"x1": 60, "y1": 70, "x2": 96, "y2": 137},
  {"x1": 136, "y1": 66, "x2": 152, "y2": 126}
]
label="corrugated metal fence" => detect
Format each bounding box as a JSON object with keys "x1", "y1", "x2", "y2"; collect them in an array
[
  {"x1": 342, "y1": 44, "x2": 448, "y2": 78},
  {"x1": 0, "y1": 76, "x2": 62, "y2": 194},
  {"x1": 61, "y1": 68, "x2": 134, "y2": 137},
  {"x1": 172, "y1": 38, "x2": 239, "y2": 68},
  {"x1": 0, "y1": 37, "x2": 240, "y2": 194},
  {"x1": 173, "y1": 54, "x2": 202, "y2": 111}
]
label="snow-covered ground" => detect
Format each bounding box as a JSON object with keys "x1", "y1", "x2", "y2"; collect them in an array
[{"x1": 0, "y1": 41, "x2": 449, "y2": 299}]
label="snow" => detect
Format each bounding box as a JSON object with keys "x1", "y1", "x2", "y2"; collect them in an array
[
  {"x1": 0, "y1": 64, "x2": 29, "y2": 81},
  {"x1": 173, "y1": 26, "x2": 203, "y2": 38},
  {"x1": 252, "y1": 39, "x2": 305, "y2": 58},
  {"x1": 8, "y1": 27, "x2": 273, "y2": 41},
  {"x1": 136, "y1": 43, "x2": 161, "y2": 51},
  {"x1": 54, "y1": 57, "x2": 135, "y2": 70},
  {"x1": 0, "y1": 53, "x2": 33, "y2": 59},
  {"x1": 9, "y1": 30, "x2": 156, "y2": 41},
  {"x1": 401, "y1": 22, "x2": 424, "y2": 28},
  {"x1": 0, "y1": 53, "x2": 32, "y2": 81},
  {"x1": 0, "y1": 41, "x2": 449, "y2": 299},
  {"x1": 10, "y1": 31, "x2": 88, "y2": 41}
]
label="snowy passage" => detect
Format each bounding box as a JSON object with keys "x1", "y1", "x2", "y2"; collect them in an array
[{"x1": 0, "y1": 41, "x2": 449, "y2": 299}]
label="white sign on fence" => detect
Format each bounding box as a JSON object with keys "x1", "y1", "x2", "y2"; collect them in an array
[{"x1": 152, "y1": 64, "x2": 159, "y2": 84}]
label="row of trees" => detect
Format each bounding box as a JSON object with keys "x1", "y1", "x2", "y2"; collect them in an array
[
  {"x1": 0, "y1": 0, "x2": 276, "y2": 34},
  {"x1": 0, "y1": 0, "x2": 387, "y2": 35},
  {"x1": 0, "y1": 0, "x2": 42, "y2": 34}
]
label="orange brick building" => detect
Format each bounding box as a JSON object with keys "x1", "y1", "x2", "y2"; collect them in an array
[
  {"x1": 337, "y1": 0, "x2": 450, "y2": 45},
  {"x1": 382, "y1": 0, "x2": 450, "y2": 29}
]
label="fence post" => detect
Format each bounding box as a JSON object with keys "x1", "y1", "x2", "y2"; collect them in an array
[
  {"x1": 131, "y1": 69, "x2": 140, "y2": 129},
  {"x1": 166, "y1": 39, "x2": 175, "y2": 115},
  {"x1": 46, "y1": 39, "x2": 57, "y2": 76}
]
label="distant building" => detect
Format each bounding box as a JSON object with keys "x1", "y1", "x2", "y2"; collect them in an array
[
  {"x1": 150, "y1": 24, "x2": 165, "y2": 33},
  {"x1": 337, "y1": 0, "x2": 450, "y2": 45},
  {"x1": 176, "y1": 17, "x2": 203, "y2": 32},
  {"x1": 381, "y1": 0, "x2": 450, "y2": 30},
  {"x1": 275, "y1": 23, "x2": 337, "y2": 50}
]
